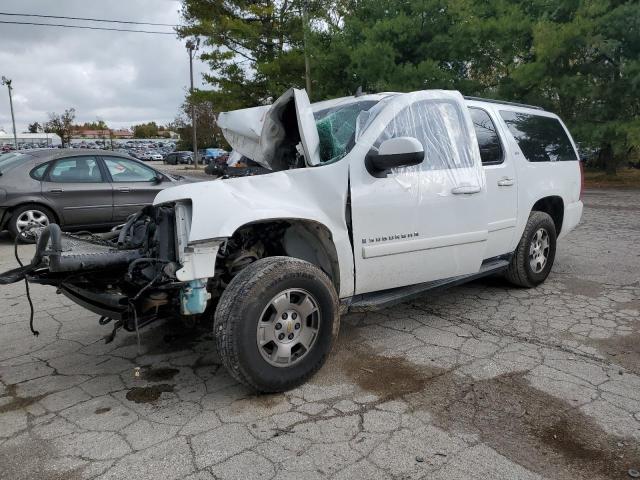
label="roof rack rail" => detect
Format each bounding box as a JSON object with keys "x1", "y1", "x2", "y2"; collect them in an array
[{"x1": 463, "y1": 96, "x2": 544, "y2": 111}]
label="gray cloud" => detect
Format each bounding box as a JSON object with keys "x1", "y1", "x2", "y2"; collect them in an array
[{"x1": 0, "y1": 0, "x2": 208, "y2": 132}]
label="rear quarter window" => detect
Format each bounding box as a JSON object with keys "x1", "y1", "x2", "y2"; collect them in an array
[
  {"x1": 499, "y1": 110, "x2": 577, "y2": 162},
  {"x1": 30, "y1": 162, "x2": 49, "y2": 180}
]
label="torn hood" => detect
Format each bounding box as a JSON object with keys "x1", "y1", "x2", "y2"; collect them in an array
[{"x1": 216, "y1": 88, "x2": 321, "y2": 170}]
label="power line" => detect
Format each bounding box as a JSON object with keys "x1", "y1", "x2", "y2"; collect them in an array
[
  {"x1": 0, "y1": 12, "x2": 179, "y2": 27},
  {"x1": 0, "y1": 20, "x2": 176, "y2": 35}
]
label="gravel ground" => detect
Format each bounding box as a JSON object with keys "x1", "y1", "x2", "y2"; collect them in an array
[{"x1": 0, "y1": 189, "x2": 638, "y2": 480}]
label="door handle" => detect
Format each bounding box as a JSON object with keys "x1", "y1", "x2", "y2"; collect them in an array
[
  {"x1": 451, "y1": 185, "x2": 481, "y2": 195},
  {"x1": 118, "y1": 187, "x2": 130, "y2": 193},
  {"x1": 48, "y1": 188, "x2": 63, "y2": 193},
  {"x1": 497, "y1": 177, "x2": 515, "y2": 187}
]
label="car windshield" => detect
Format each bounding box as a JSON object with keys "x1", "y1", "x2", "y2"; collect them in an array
[
  {"x1": 313, "y1": 99, "x2": 379, "y2": 164},
  {"x1": 0, "y1": 152, "x2": 30, "y2": 175}
]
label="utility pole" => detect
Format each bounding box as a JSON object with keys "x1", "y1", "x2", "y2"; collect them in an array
[
  {"x1": 302, "y1": 0, "x2": 312, "y2": 96},
  {"x1": 186, "y1": 39, "x2": 199, "y2": 168},
  {"x1": 1, "y1": 76, "x2": 18, "y2": 149}
]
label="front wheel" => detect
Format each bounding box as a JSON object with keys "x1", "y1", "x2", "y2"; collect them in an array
[
  {"x1": 214, "y1": 256, "x2": 339, "y2": 393},
  {"x1": 505, "y1": 211, "x2": 557, "y2": 288}
]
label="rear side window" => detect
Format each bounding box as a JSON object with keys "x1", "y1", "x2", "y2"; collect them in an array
[
  {"x1": 48, "y1": 156, "x2": 103, "y2": 183},
  {"x1": 469, "y1": 108, "x2": 503, "y2": 165},
  {"x1": 499, "y1": 111, "x2": 577, "y2": 162}
]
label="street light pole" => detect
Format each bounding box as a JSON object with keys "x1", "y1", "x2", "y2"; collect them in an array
[
  {"x1": 186, "y1": 39, "x2": 199, "y2": 168},
  {"x1": 1, "y1": 76, "x2": 18, "y2": 149}
]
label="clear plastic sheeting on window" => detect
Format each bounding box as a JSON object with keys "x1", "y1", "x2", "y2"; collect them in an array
[
  {"x1": 355, "y1": 91, "x2": 485, "y2": 202},
  {"x1": 314, "y1": 100, "x2": 378, "y2": 164}
]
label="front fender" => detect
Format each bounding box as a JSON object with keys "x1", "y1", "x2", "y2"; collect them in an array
[{"x1": 153, "y1": 162, "x2": 355, "y2": 297}]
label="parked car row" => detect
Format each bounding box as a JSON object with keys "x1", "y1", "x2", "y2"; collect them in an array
[
  {"x1": 112, "y1": 141, "x2": 176, "y2": 162},
  {"x1": 2, "y1": 143, "x2": 58, "y2": 152}
]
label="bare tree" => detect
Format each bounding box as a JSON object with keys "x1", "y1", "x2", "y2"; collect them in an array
[{"x1": 45, "y1": 108, "x2": 76, "y2": 147}]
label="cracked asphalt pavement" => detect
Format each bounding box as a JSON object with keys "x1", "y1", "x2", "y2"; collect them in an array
[{"x1": 0, "y1": 188, "x2": 639, "y2": 480}]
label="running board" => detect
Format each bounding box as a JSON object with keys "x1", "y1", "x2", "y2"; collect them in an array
[{"x1": 346, "y1": 257, "x2": 511, "y2": 312}]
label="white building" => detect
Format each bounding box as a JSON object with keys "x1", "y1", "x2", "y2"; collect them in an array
[{"x1": 0, "y1": 132, "x2": 62, "y2": 147}]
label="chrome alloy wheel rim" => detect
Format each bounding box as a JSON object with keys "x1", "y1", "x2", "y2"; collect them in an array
[
  {"x1": 529, "y1": 228, "x2": 550, "y2": 273},
  {"x1": 256, "y1": 288, "x2": 320, "y2": 367},
  {"x1": 16, "y1": 209, "x2": 49, "y2": 236}
]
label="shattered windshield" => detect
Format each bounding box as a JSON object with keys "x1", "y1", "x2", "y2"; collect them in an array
[{"x1": 314, "y1": 100, "x2": 378, "y2": 164}]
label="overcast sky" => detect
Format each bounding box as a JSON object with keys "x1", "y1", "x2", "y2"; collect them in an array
[{"x1": 0, "y1": 0, "x2": 207, "y2": 133}]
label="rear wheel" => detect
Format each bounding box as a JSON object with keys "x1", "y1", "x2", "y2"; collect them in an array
[
  {"x1": 8, "y1": 204, "x2": 55, "y2": 244},
  {"x1": 505, "y1": 211, "x2": 557, "y2": 288},
  {"x1": 214, "y1": 256, "x2": 339, "y2": 392}
]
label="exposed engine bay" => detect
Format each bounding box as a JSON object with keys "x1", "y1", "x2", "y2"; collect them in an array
[{"x1": 0, "y1": 203, "x2": 331, "y2": 342}]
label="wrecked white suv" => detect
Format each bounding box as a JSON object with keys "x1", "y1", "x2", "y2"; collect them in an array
[{"x1": 1, "y1": 89, "x2": 583, "y2": 392}]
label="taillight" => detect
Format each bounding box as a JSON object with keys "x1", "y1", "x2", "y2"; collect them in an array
[{"x1": 579, "y1": 161, "x2": 585, "y2": 200}]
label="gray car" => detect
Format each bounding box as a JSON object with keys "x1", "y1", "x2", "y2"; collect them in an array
[
  {"x1": 0, "y1": 149, "x2": 190, "y2": 240},
  {"x1": 164, "y1": 151, "x2": 193, "y2": 165}
]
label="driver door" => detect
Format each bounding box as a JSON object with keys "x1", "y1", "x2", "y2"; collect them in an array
[{"x1": 349, "y1": 91, "x2": 489, "y2": 295}]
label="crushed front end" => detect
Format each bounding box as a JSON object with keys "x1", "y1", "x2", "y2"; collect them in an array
[{"x1": 0, "y1": 201, "x2": 222, "y2": 339}]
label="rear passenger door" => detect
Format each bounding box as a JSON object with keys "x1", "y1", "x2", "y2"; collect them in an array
[
  {"x1": 101, "y1": 156, "x2": 165, "y2": 221},
  {"x1": 468, "y1": 106, "x2": 518, "y2": 259},
  {"x1": 41, "y1": 156, "x2": 113, "y2": 226}
]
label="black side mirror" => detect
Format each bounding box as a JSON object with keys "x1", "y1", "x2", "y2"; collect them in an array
[
  {"x1": 365, "y1": 137, "x2": 425, "y2": 178},
  {"x1": 153, "y1": 172, "x2": 164, "y2": 184}
]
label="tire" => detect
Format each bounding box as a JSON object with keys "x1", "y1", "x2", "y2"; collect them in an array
[
  {"x1": 214, "y1": 256, "x2": 340, "y2": 393},
  {"x1": 8, "y1": 204, "x2": 56, "y2": 244},
  {"x1": 505, "y1": 211, "x2": 557, "y2": 288}
]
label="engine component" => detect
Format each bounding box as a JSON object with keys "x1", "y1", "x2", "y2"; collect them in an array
[
  {"x1": 180, "y1": 279, "x2": 210, "y2": 315},
  {"x1": 141, "y1": 291, "x2": 169, "y2": 313}
]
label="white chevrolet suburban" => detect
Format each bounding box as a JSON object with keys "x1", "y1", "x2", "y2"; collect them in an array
[{"x1": 1, "y1": 89, "x2": 583, "y2": 392}]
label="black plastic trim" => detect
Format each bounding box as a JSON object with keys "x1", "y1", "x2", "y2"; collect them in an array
[
  {"x1": 344, "y1": 254, "x2": 513, "y2": 312},
  {"x1": 59, "y1": 284, "x2": 128, "y2": 321},
  {"x1": 365, "y1": 150, "x2": 424, "y2": 178}
]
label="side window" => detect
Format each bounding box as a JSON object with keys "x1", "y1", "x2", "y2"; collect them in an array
[
  {"x1": 375, "y1": 100, "x2": 476, "y2": 170},
  {"x1": 499, "y1": 110, "x2": 578, "y2": 162},
  {"x1": 30, "y1": 163, "x2": 49, "y2": 180},
  {"x1": 104, "y1": 157, "x2": 157, "y2": 182},
  {"x1": 48, "y1": 156, "x2": 103, "y2": 183},
  {"x1": 469, "y1": 108, "x2": 503, "y2": 165}
]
